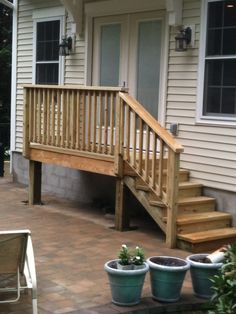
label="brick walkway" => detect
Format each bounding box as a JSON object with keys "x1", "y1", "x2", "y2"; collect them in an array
[{"x1": 0, "y1": 171, "x2": 207, "y2": 314}]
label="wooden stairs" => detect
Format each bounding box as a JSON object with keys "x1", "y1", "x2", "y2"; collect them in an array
[{"x1": 124, "y1": 163, "x2": 236, "y2": 253}]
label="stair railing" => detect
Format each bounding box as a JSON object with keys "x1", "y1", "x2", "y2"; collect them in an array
[{"x1": 116, "y1": 92, "x2": 184, "y2": 248}]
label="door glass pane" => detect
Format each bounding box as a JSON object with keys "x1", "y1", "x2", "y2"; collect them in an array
[
  {"x1": 136, "y1": 20, "x2": 161, "y2": 117},
  {"x1": 100, "y1": 24, "x2": 120, "y2": 86}
]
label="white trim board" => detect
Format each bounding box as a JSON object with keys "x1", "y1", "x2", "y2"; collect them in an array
[
  {"x1": 10, "y1": 0, "x2": 18, "y2": 155},
  {"x1": 85, "y1": 0, "x2": 166, "y2": 17}
]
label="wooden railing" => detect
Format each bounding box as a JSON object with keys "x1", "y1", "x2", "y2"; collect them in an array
[
  {"x1": 23, "y1": 85, "x2": 184, "y2": 248},
  {"x1": 23, "y1": 85, "x2": 125, "y2": 159},
  {"x1": 117, "y1": 92, "x2": 184, "y2": 248}
]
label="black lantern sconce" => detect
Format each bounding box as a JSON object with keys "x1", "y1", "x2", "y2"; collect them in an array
[
  {"x1": 59, "y1": 36, "x2": 73, "y2": 56},
  {"x1": 175, "y1": 27, "x2": 192, "y2": 51}
]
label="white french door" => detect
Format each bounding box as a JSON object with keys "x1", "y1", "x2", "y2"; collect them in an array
[{"x1": 92, "y1": 11, "x2": 163, "y2": 119}]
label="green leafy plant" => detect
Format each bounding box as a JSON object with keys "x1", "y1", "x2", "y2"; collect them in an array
[
  {"x1": 209, "y1": 244, "x2": 236, "y2": 314},
  {"x1": 118, "y1": 244, "x2": 145, "y2": 266},
  {"x1": 132, "y1": 246, "x2": 145, "y2": 265},
  {"x1": 118, "y1": 244, "x2": 131, "y2": 265}
]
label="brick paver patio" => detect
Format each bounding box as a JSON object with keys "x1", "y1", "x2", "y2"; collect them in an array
[{"x1": 0, "y1": 168, "x2": 207, "y2": 314}]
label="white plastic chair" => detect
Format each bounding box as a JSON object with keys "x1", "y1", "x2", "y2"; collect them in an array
[{"x1": 0, "y1": 230, "x2": 37, "y2": 314}]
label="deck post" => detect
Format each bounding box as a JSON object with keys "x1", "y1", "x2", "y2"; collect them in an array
[
  {"x1": 114, "y1": 94, "x2": 129, "y2": 230},
  {"x1": 166, "y1": 149, "x2": 180, "y2": 248},
  {"x1": 115, "y1": 178, "x2": 130, "y2": 230},
  {"x1": 23, "y1": 87, "x2": 30, "y2": 158},
  {"x1": 29, "y1": 160, "x2": 42, "y2": 205}
]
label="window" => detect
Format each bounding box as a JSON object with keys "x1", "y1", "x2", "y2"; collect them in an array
[
  {"x1": 203, "y1": 1, "x2": 236, "y2": 117},
  {"x1": 35, "y1": 20, "x2": 60, "y2": 84}
]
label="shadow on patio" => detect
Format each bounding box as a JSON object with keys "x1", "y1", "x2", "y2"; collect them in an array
[{"x1": 0, "y1": 170, "x2": 208, "y2": 314}]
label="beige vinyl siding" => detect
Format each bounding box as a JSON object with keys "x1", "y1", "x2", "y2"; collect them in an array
[
  {"x1": 166, "y1": 0, "x2": 236, "y2": 192},
  {"x1": 15, "y1": 0, "x2": 86, "y2": 151},
  {"x1": 64, "y1": 21, "x2": 85, "y2": 85}
]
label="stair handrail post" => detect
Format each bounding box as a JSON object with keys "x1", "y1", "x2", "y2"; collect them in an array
[
  {"x1": 23, "y1": 87, "x2": 30, "y2": 158},
  {"x1": 114, "y1": 94, "x2": 124, "y2": 178},
  {"x1": 166, "y1": 149, "x2": 180, "y2": 248}
]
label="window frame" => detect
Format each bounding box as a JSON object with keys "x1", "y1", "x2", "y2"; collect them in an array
[
  {"x1": 33, "y1": 16, "x2": 64, "y2": 85},
  {"x1": 197, "y1": 0, "x2": 236, "y2": 125}
]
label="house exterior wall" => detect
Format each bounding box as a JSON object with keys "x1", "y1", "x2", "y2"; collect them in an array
[
  {"x1": 166, "y1": 0, "x2": 236, "y2": 193},
  {"x1": 12, "y1": 0, "x2": 236, "y2": 205}
]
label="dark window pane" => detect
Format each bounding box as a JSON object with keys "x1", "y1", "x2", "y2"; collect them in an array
[
  {"x1": 208, "y1": 2, "x2": 223, "y2": 28},
  {"x1": 36, "y1": 20, "x2": 60, "y2": 61},
  {"x1": 36, "y1": 63, "x2": 58, "y2": 84},
  {"x1": 206, "y1": 60, "x2": 222, "y2": 86},
  {"x1": 224, "y1": 1, "x2": 236, "y2": 27},
  {"x1": 223, "y1": 60, "x2": 236, "y2": 85},
  {"x1": 223, "y1": 28, "x2": 236, "y2": 54},
  {"x1": 204, "y1": 87, "x2": 221, "y2": 114},
  {"x1": 222, "y1": 88, "x2": 236, "y2": 113},
  {"x1": 206, "y1": 29, "x2": 222, "y2": 55}
]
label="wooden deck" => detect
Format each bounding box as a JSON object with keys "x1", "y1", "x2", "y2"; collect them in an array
[{"x1": 23, "y1": 85, "x2": 236, "y2": 252}]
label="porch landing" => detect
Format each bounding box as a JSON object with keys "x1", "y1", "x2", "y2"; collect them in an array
[{"x1": 0, "y1": 174, "x2": 209, "y2": 314}]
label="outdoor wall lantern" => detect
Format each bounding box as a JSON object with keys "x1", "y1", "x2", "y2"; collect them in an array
[
  {"x1": 175, "y1": 27, "x2": 192, "y2": 51},
  {"x1": 59, "y1": 36, "x2": 73, "y2": 56}
]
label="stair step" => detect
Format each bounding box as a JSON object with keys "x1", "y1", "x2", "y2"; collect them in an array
[
  {"x1": 177, "y1": 228, "x2": 236, "y2": 253},
  {"x1": 175, "y1": 212, "x2": 231, "y2": 234},
  {"x1": 176, "y1": 211, "x2": 231, "y2": 224},
  {"x1": 178, "y1": 182, "x2": 203, "y2": 198},
  {"x1": 178, "y1": 196, "x2": 215, "y2": 213},
  {"x1": 136, "y1": 184, "x2": 149, "y2": 192},
  {"x1": 178, "y1": 227, "x2": 236, "y2": 243}
]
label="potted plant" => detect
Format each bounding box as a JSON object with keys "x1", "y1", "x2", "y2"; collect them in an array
[
  {"x1": 147, "y1": 256, "x2": 190, "y2": 302},
  {"x1": 104, "y1": 244, "x2": 149, "y2": 306},
  {"x1": 209, "y1": 244, "x2": 236, "y2": 313},
  {"x1": 186, "y1": 253, "x2": 223, "y2": 299}
]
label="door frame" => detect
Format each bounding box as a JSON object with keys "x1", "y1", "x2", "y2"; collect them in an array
[{"x1": 85, "y1": 2, "x2": 169, "y2": 125}]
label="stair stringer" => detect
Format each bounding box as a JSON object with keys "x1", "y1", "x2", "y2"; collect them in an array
[{"x1": 123, "y1": 176, "x2": 166, "y2": 233}]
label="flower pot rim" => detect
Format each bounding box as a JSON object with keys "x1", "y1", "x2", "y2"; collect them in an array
[
  {"x1": 104, "y1": 259, "x2": 149, "y2": 275},
  {"x1": 186, "y1": 253, "x2": 222, "y2": 268},
  {"x1": 147, "y1": 256, "x2": 190, "y2": 271}
]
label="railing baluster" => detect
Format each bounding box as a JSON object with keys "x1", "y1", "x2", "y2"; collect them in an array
[
  {"x1": 98, "y1": 91, "x2": 103, "y2": 153},
  {"x1": 158, "y1": 139, "x2": 164, "y2": 199},
  {"x1": 109, "y1": 92, "x2": 115, "y2": 155},
  {"x1": 75, "y1": 91, "x2": 80, "y2": 150},
  {"x1": 82, "y1": 91, "x2": 86, "y2": 150},
  {"x1": 144, "y1": 125, "x2": 150, "y2": 182},
  {"x1": 138, "y1": 118, "x2": 143, "y2": 175},
  {"x1": 92, "y1": 92, "x2": 97, "y2": 152},
  {"x1": 103, "y1": 91, "x2": 109, "y2": 154},
  {"x1": 28, "y1": 88, "x2": 33, "y2": 143},
  {"x1": 51, "y1": 89, "x2": 55, "y2": 146},
  {"x1": 125, "y1": 105, "x2": 130, "y2": 162},
  {"x1": 151, "y1": 132, "x2": 157, "y2": 191},
  {"x1": 56, "y1": 90, "x2": 61, "y2": 147},
  {"x1": 71, "y1": 90, "x2": 76, "y2": 149},
  {"x1": 46, "y1": 89, "x2": 50, "y2": 145},
  {"x1": 37, "y1": 89, "x2": 41, "y2": 143},
  {"x1": 132, "y1": 111, "x2": 137, "y2": 168},
  {"x1": 87, "y1": 91, "x2": 92, "y2": 152},
  {"x1": 61, "y1": 90, "x2": 66, "y2": 148},
  {"x1": 32, "y1": 89, "x2": 37, "y2": 143}
]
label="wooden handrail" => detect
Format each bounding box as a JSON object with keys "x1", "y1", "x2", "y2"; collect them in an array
[
  {"x1": 23, "y1": 84, "x2": 128, "y2": 92},
  {"x1": 119, "y1": 92, "x2": 184, "y2": 153}
]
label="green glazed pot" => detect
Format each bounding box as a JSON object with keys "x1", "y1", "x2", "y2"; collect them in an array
[
  {"x1": 104, "y1": 259, "x2": 149, "y2": 306},
  {"x1": 186, "y1": 253, "x2": 222, "y2": 299},
  {"x1": 147, "y1": 256, "x2": 190, "y2": 302}
]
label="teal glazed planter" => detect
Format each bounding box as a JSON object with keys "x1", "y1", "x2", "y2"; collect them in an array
[
  {"x1": 147, "y1": 256, "x2": 190, "y2": 302},
  {"x1": 104, "y1": 259, "x2": 149, "y2": 306},
  {"x1": 186, "y1": 253, "x2": 222, "y2": 299}
]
